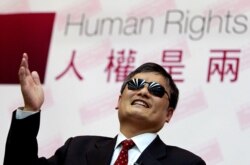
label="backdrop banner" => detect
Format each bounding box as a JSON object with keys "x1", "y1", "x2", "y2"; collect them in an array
[{"x1": 1, "y1": 1, "x2": 250, "y2": 164}]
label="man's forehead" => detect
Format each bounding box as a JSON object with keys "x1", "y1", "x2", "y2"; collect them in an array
[
  {"x1": 132, "y1": 72, "x2": 164, "y2": 79},
  {"x1": 132, "y1": 72, "x2": 168, "y2": 85}
]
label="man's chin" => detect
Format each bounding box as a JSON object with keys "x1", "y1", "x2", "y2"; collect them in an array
[{"x1": 127, "y1": 111, "x2": 149, "y2": 121}]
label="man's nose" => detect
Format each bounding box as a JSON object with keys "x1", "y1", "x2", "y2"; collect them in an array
[{"x1": 137, "y1": 84, "x2": 150, "y2": 97}]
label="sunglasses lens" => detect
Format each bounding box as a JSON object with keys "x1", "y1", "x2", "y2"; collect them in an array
[
  {"x1": 127, "y1": 79, "x2": 166, "y2": 98},
  {"x1": 149, "y1": 85, "x2": 165, "y2": 97},
  {"x1": 127, "y1": 79, "x2": 144, "y2": 90},
  {"x1": 127, "y1": 81, "x2": 137, "y2": 90}
]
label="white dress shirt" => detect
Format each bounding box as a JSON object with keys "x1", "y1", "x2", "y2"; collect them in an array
[
  {"x1": 110, "y1": 132, "x2": 157, "y2": 165},
  {"x1": 16, "y1": 108, "x2": 39, "y2": 119}
]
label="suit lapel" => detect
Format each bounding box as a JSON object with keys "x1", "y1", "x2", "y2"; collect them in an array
[
  {"x1": 135, "y1": 136, "x2": 167, "y2": 165},
  {"x1": 86, "y1": 137, "x2": 117, "y2": 165},
  {"x1": 85, "y1": 135, "x2": 167, "y2": 165}
]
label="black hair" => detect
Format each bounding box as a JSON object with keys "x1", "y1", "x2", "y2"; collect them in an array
[{"x1": 120, "y1": 62, "x2": 179, "y2": 109}]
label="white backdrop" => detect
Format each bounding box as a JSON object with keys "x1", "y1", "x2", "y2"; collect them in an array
[{"x1": 1, "y1": 0, "x2": 250, "y2": 164}]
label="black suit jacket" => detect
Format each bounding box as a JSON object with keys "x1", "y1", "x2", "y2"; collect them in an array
[{"x1": 4, "y1": 111, "x2": 206, "y2": 165}]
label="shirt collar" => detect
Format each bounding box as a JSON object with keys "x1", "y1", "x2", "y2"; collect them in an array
[{"x1": 115, "y1": 132, "x2": 157, "y2": 152}]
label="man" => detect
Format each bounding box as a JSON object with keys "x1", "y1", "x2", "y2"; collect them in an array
[{"x1": 4, "y1": 53, "x2": 206, "y2": 165}]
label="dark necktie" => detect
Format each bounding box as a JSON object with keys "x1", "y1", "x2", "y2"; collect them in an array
[{"x1": 114, "y1": 139, "x2": 135, "y2": 165}]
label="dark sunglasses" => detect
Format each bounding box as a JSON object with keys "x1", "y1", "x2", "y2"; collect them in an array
[{"x1": 126, "y1": 78, "x2": 170, "y2": 99}]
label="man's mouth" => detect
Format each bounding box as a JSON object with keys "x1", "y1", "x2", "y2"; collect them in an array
[{"x1": 131, "y1": 99, "x2": 149, "y2": 108}]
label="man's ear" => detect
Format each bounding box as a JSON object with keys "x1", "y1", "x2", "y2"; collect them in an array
[
  {"x1": 115, "y1": 95, "x2": 122, "y2": 110},
  {"x1": 165, "y1": 107, "x2": 174, "y2": 123}
]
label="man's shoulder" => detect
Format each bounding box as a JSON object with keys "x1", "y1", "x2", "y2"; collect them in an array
[
  {"x1": 73, "y1": 135, "x2": 113, "y2": 142},
  {"x1": 154, "y1": 136, "x2": 203, "y2": 160},
  {"x1": 166, "y1": 144, "x2": 199, "y2": 157},
  {"x1": 64, "y1": 135, "x2": 114, "y2": 147},
  {"x1": 165, "y1": 144, "x2": 206, "y2": 164}
]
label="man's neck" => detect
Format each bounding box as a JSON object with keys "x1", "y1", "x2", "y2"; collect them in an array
[{"x1": 120, "y1": 125, "x2": 156, "y2": 138}]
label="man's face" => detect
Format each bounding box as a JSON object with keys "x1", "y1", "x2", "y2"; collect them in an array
[{"x1": 117, "y1": 72, "x2": 174, "y2": 133}]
